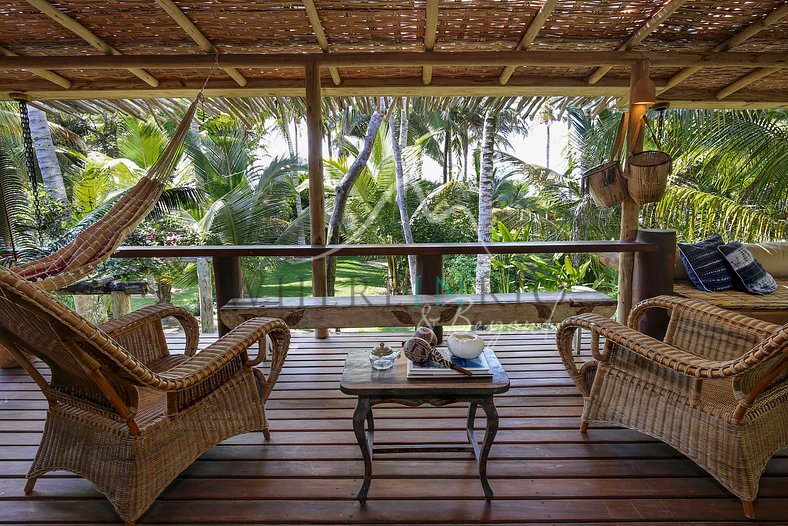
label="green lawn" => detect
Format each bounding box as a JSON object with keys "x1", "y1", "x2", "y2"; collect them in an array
[{"x1": 131, "y1": 257, "x2": 388, "y2": 314}]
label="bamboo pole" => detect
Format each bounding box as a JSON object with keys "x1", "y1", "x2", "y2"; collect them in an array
[
  {"x1": 305, "y1": 62, "x2": 329, "y2": 339},
  {"x1": 617, "y1": 60, "x2": 648, "y2": 323},
  {"x1": 422, "y1": 0, "x2": 439, "y2": 85},
  {"x1": 303, "y1": 0, "x2": 341, "y2": 86},
  {"x1": 587, "y1": 0, "x2": 687, "y2": 84},
  {"x1": 499, "y1": 0, "x2": 558, "y2": 85}
]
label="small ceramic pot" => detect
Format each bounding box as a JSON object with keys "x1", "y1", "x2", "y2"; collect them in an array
[{"x1": 446, "y1": 332, "x2": 485, "y2": 359}]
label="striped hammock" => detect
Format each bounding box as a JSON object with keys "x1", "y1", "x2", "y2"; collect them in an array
[{"x1": 11, "y1": 97, "x2": 201, "y2": 292}]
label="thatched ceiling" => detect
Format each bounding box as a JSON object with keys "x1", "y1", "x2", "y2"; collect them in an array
[{"x1": 0, "y1": 1, "x2": 786, "y2": 110}]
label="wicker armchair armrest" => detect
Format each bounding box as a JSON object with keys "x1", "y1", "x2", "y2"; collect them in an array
[
  {"x1": 158, "y1": 317, "x2": 290, "y2": 413},
  {"x1": 558, "y1": 313, "x2": 785, "y2": 380},
  {"x1": 100, "y1": 303, "x2": 200, "y2": 358}
]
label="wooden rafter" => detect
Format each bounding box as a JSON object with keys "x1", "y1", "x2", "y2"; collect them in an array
[
  {"x1": 24, "y1": 0, "x2": 159, "y2": 87},
  {"x1": 422, "y1": 0, "x2": 439, "y2": 85},
  {"x1": 2, "y1": 50, "x2": 783, "y2": 70},
  {"x1": 716, "y1": 67, "x2": 781, "y2": 99},
  {"x1": 587, "y1": 0, "x2": 687, "y2": 85},
  {"x1": 0, "y1": 45, "x2": 71, "y2": 89},
  {"x1": 660, "y1": 2, "x2": 788, "y2": 93},
  {"x1": 303, "y1": 0, "x2": 341, "y2": 86},
  {"x1": 154, "y1": 0, "x2": 247, "y2": 87},
  {"x1": 499, "y1": 0, "x2": 558, "y2": 86},
  {"x1": 3, "y1": 76, "x2": 786, "y2": 108}
]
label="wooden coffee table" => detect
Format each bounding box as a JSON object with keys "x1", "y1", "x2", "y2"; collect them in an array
[{"x1": 340, "y1": 347, "x2": 510, "y2": 503}]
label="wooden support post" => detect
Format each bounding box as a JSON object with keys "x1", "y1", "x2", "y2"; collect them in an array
[
  {"x1": 415, "y1": 254, "x2": 444, "y2": 342},
  {"x1": 214, "y1": 256, "x2": 243, "y2": 336},
  {"x1": 617, "y1": 60, "x2": 649, "y2": 323},
  {"x1": 633, "y1": 229, "x2": 675, "y2": 339},
  {"x1": 305, "y1": 62, "x2": 329, "y2": 339}
]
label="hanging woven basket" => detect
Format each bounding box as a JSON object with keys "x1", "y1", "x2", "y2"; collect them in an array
[
  {"x1": 582, "y1": 161, "x2": 627, "y2": 208},
  {"x1": 581, "y1": 113, "x2": 629, "y2": 208},
  {"x1": 625, "y1": 150, "x2": 671, "y2": 205}
]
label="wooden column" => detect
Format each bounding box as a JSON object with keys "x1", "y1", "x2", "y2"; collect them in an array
[
  {"x1": 214, "y1": 256, "x2": 242, "y2": 336},
  {"x1": 617, "y1": 59, "x2": 648, "y2": 323},
  {"x1": 415, "y1": 254, "x2": 443, "y2": 342},
  {"x1": 633, "y1": 229, "x2": 675, "y2": 339},
  {"x1": 305, "y1": 62, "x2": 329, "y2": 339}
]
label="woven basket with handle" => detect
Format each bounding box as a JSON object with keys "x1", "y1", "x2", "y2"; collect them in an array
[
  {"x1": 581, "y1": 113, "x2": 629, "y2": 208},
  {"x1": 624, "y1": 116, "x2": 672, "y2": 204}
]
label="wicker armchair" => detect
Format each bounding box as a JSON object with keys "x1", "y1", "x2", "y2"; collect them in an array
[
  {"x1": 0, "y1": 267, "x2": 290, "y2": 525},
  {"x1": 557, "y1": 295, "x2": 788, "y2": 519}
]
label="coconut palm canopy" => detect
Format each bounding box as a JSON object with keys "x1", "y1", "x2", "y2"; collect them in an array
[{"x1": 0, "y1": 0, "x2": 786, "y2": 116}]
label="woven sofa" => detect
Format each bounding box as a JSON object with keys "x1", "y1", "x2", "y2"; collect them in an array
[{"x1": 673, "y1": 241, "x2": 788, "y2": 325}]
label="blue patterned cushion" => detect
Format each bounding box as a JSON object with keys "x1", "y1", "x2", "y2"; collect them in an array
[
  {"x1": 717, "y1": 242, "x2": 777, "y2": 295},
  {"x1": 677, "y1": 234, "x2": 735, "y2": 292}
]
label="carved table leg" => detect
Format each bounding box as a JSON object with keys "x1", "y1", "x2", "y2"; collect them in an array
[
  {"x1": 352, "y1": 397, "x2": 374, "y2": 503},
  {"x1": 478, "y1": 397, "x2": 499, "y2": 500}
]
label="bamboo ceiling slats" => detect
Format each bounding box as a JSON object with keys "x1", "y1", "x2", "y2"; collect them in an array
[{"x1": 0, "y1": 0, "x2": 783, "y2": 108}]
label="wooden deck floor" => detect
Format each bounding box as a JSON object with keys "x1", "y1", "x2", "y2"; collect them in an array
[{"x1": 1, "y1": 330, "x2": 786, "y2": 525}]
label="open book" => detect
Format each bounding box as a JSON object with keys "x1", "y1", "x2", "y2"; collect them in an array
[{"x1": 407, "y1": 348, "x2": 492, "y2": 378}]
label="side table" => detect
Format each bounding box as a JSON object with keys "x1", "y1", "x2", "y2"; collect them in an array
[{"x1": 339, "y1": 347, "x2": 510, "y2": 502}]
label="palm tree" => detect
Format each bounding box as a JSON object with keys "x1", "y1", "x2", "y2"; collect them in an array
[{"x1": 476, "y1": 107, "x2": 497, "y2": 294}]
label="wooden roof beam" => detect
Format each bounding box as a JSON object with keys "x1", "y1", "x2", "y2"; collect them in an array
[
  {"x1": 660, "y1": 2, "x2": 788, "y2": 93},
  {"x1": 303, "y1": 0, "x2": 341, "y2": 86},
  {"x1": 587, "y1": 0, "x2": 688, "y2": 84},
  {"x1": 0, "y1": 45, "x2": 71, "y2": 89},
  {"x1": 24, "y1": 0, "x2": 159, "y2": 87},
  {"x1": 716, "y1": 67, "x2": 781, "y2": 99},
  {"x1": 422, "y1": 0, "x2": 439, "y2": 85},
  {"x1": 154, "y1": 0, "x2": 246, "y2": 87},
  {"x1": 0, "y1": 50, "x2": 783, "y2": 70},
  {"x1": 499, "y1": 0, "x2": 558, "y2": 86}
]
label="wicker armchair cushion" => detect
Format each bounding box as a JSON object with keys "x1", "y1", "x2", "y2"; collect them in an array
[
  {"x1": 718, "y1": 242, "x2": 778, "y2": 295},
  {"x1": 678, "y1": 234, "x2": 735, "y2": 292}
]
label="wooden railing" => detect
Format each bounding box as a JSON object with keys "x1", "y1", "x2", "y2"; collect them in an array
[{"x1": 113, "y1": 238, "x2": 673, "y2": 336}]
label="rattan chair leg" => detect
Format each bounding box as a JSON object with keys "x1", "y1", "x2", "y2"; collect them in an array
[
  {"x1": 263, "y1": 427, "x2": 271, "y2": 440},
  {"x1": 580, "y1": 421, "x2": 589, "y2": 432},
  {"x1": 742, "y1": 500, "x2": 755, "y2": 519},
  {"x1": 23, "y1": 477, "x2": 37, "y2": 493},
  {"x1": 125, "y1": 520, "x2": 136, "y2": 526}
]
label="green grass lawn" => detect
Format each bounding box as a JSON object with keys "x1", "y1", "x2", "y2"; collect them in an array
[{"x1": 131, "y1": 257, "x2": 388, "y2": 314}]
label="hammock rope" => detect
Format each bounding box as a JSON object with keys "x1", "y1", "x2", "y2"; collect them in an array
[{"x1": 11, "y1": 95, "x2": 202, "y2": 291}]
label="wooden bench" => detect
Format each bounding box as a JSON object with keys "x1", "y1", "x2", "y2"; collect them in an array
[{"x1": 220, "y1": 291, "x2": 617, "y2": 333}]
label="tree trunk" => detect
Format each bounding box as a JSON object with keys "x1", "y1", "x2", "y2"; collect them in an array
[
  {"x1": 546, "y1": 121, "x2": 551, "y2": 170},
  {"x1": 476, "y1": 108, "x2": 497, "y2": 295},
  {"x1": 279, "y1": 103, "x2": 305, "y2": 244},
  {"x1": 74, "y1": 295, "x2": 106, "y2": 325},
  {"x1": 389, "y1": 110, "x2": 417, "y2": 293},
  {"x1": 156, "y1": 280, "x2": 173, "y2": 304},
  {"x1": 462, "y1": 134, "x2": 469, "y2": 182},
  {"x1": 197, "y1": 257, "x2": 216, "y2": 333},
  {"x1": 110, "y1": 292, "x2": 132, "y2": 319},
  {"x1": 27, "y1": 104, "x2": 67, "y2": 203},
  {"x1": 326, "y1": 105, "x2": 386, "y2": 296}
]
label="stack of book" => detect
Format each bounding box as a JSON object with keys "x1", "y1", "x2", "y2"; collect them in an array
[{"x1": 407, "y1": 348, "x2": 492, "y2": 378}]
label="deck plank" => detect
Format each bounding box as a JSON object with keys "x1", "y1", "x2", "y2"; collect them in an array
[{"x1": 0, "y1": 329, "x2": 786, "y2": 524}]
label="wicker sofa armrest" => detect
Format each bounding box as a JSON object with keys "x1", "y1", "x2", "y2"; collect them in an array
[
  {"x1": 628, "y1": 295, "x2": 780, "y2": 338},
  {"x1": 100, "y1": 303, "x2": 201, "y2": 358}
]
